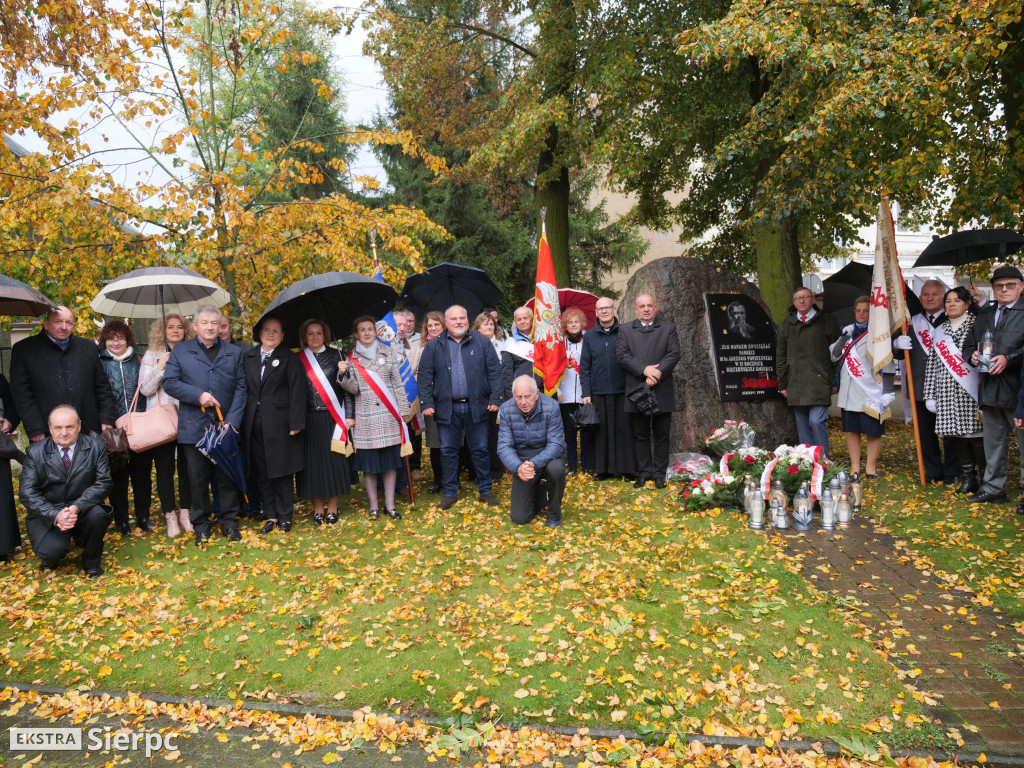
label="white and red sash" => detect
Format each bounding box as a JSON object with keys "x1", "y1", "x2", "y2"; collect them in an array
[
  {"x1": 842, "y1": 331, "x2": 893, "y2": 422},
  {"x1": 912, "y1": 314, "x2": 936, "y2": 355},
  {"x1": 300, "y1": 348, "x2": 352, "y2": 456},
  {"x1": 502, "y1": 335, "x2": 534, "y2": 364},
  {"x1": 350, "y1": 354, "x2": 412, "y2": 457},
  {"x1": 931, "y1": 323, "x2": 979, "y2": 402}
]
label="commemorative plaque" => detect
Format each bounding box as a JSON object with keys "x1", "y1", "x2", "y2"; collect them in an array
[{"x1": 704, "y1": 293, "x2": 780, "y2": 401}]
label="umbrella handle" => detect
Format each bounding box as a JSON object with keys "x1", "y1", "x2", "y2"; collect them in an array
[{"x1": 201, "y1": 404, "x2": 225, "y2": 424}]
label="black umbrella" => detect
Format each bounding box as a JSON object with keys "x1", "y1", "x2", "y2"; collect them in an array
[
  {"x1": 400, "y1": 262, "x2": 504, "y2": 321},
  {"x1": 258, "y1": 271, "x2": 399, "y2": 348},
  {"x1": 822, "y1": 261, "x2": 923, "y2": 328},
  {"x1": 196, "y1": 406, "x2": 248, "y2": 502},
  {"x1": 913, "y1": 229, "x2": 1024, "y2": 270},
  {"x1": 0, "y1": 274, "x2": 55, "y2": 316}
]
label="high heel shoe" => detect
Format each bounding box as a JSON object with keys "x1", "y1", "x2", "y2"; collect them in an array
[
  {"x1": 313, "y1": 513, "x2": 324, "y2": 526},
  {"x1": 367, "y1": 509, "x2": 379, "y2": 520},
  {"x1": 386, "y1": 508, "x2": 402, "y2": 520}
]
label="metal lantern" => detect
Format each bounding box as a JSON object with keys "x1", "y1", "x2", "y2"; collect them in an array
[
  {"x1": 792, "y1": 482, "x2": 813, "y2": 531},
  {"x1": 836, "y1": 491, "x2": 852, "y2": 529},
  {"x1": 768, "y1": 479, "x2": 788, "y2": 511},
  {"x1": 836, "y1": 469, "x2": 849, "y2": 497},
  {"x1": 748, "y1": 492, "x2": 765, "y2": 530},
  {"x1": 850, "y1": 472, "x2": 864, "y2": 514},
  {"x1": 770, "y1": 497, "x2": 789, "y2": 530},
  {"x1": 978, "y1": 328, "x2": 995, "y2": 373}
]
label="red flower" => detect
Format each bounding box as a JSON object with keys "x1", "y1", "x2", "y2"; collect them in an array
[
  {"x1": 744, "y1": 455, "x2": 756, "y2": 464},
  {"x1": 683, "y1": 491, "x2": 691, "y2": 498},
  {"x1": 787, "y1": 465, "x2": 799, "y2": 475}
]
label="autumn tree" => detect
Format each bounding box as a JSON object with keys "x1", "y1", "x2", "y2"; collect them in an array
[{"x1": 0, "y1": 0, "x2": 446, "y2": 323}]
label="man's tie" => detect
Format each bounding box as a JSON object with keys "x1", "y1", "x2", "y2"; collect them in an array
[
  {"x1": 261, "y1": 352, "x2": 269, "y2": 379},
  {"x1": 62, "y1": 448, "x2": 71, "y2": 472},
  {"x1": 997, "y1": 307, "x2": 1008, "y2": 329},
  {"x1": 800, "y1": 315, "x2": 807, "y2": 323}
]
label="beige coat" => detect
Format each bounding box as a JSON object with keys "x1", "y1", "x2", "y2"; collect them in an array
[{"x1": 341, "y1": 342, "x2": 411, "y2": 450}]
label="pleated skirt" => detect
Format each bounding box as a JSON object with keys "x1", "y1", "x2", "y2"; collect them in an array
[
  {"x1": 298, "y1": 410, "x2": 353, "y2": 499},
  {"x1": 591, "y1": 393, "x2": 638, "y2": 475},
  {"x1": 352, "y1": 443, "x2": 404, "y2": 473}
]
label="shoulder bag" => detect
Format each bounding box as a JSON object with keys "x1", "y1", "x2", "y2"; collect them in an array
[{"x1": 115, "y1": 383, "x2": 178, "y2": 451}]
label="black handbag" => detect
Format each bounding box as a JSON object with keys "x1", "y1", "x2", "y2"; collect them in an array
[
  {"x1": 572, "y1": 402, "x2": 600, "y2": 430},
  {"x1": 98, "y1": 427, "x2": 131, "y2": 471},
  {"x1": 626, "y1": 383, "x2": 660, "y2": 416}
]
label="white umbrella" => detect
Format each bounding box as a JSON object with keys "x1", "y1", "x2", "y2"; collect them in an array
[{"x1": 91, "y1": 267, "x2": 230, "y2": 318}]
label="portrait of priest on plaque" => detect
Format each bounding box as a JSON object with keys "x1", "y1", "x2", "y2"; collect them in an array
[{"x1": 704, "y1": 294, "x2": 781, "y2": 401}]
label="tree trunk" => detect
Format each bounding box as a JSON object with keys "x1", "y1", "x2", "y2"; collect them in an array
[
  {"x1": 536, "y1": 123, "x2": 571, "y2": 286},
  {"x1": 754, "y1": 214, "x2": 800, "y2": 323},
  {"x1": 999, "y1": 20, "x2": 1024, "y2": 220}
]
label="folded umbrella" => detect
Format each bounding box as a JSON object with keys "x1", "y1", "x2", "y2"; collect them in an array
[
  {"x1": 400, "y1": 262, "x2": 503, "y2": 321},
  {"x1": 196, "y1": 405, "x2": 248, "y2": 502},
  {"x1": 0, "y1": 274, "x2": 55, "y2": 316},
  {"x1": 257, "y1": 271, "x2": 399, "y2": 348}
]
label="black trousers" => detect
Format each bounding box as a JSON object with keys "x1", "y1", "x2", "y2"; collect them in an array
[
  {"x1": 182, "y1": 444, "x2": 240, "y2": 536},
  {"x1": 630, "y1": 412, "x2": 672, "y2": 481},
  {"x1": 560, "y1": 404, "x2": 593, "y2": 472},
  {"x1": 152, "y1": 442, "x2": 192, "y2": 513},
  {"x1": 509, "y1": 456, "x2": 566, "y2": 525},
  {"x1": 251, "y1": 415, "x2": 295, "y2": 523},
  {"x1": 33, "y1": 505, "x2": 111, "y2": 571},
  {"x1": 916, "y1": 402, "x2": 959, "y2": 481},
  {"x1": 109, "y1": 449, "x2": 153, "y2": 527}
]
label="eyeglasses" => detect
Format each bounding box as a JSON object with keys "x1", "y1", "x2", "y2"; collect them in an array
[
  {"x1": 596, "y1": 306, "x2": 615, "y2": 311},
  {"x1": 993, "y1": 282, "x2": 1021, "y2": 290}
]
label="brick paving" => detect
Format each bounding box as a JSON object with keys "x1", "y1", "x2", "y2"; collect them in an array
[{"x1": 776, "y1": 519, "x2": 1024, "y2": 756}]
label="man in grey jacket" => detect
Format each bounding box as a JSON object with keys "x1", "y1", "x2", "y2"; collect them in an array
[{"x1": 498, "y1": 376, "x2": 566, "y2": 528}]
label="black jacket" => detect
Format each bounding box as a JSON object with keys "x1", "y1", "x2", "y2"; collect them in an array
[
  {"x1": 242, "y1": 346, "x2": 306, "y2": 478},
  {"x1": 616, "y1": 317, "x2": 681, "y2": 413},
  {"x1": 99, "y1": 349, "x2": 146, "y2": 420},
  {"x1": 418, "y1": 330, "x2": 502, "y2": 425},
  {"x1": 20, "y1": 434, "x2": 112, "y2": 546},
  {"x1": 580, "y1": 319, "x2": 625, "y2": 397},
  {"x1": 963, "y1": 301, "x2": 1024, "y2": 410},
  {"x1": 10, "y1": 333, "x2": 117, "y2": 439}
]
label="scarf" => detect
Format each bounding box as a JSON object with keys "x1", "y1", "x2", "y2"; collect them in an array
[{"x1": 565, "y1": 330, "x2": 583, "y2": 344}]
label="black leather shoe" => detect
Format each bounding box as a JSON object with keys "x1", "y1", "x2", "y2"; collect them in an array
[
  {"x1": 595, "y1": 473, "x2": 613, "y2": 481},
  {"x1": 313, "y1": 513, "x2": 324, "y2": 526},
  {"x1": 136, "y1": 516, "x2": 154, "y2": 532},
  {"x1": 84, "y1": 566, "x2": 103, "y2": 578},
  {"x1": 654, "y1": 479, "x2": 667, "y2": 489},
  {"x1": 634, "y1": 476, "x2": 649, "y2": 489},
  {"x1": 278, "y1": 521, "x2": 292, "y2": 532},
  {"x1": 1017, "y1": 499, "x2": 1024, "y2": 516},
  {"x1": 368, "y1": 509, "x2": 380, "y2": 520},
  {"x1": 195, "y1": 533, "x2": 210, "y2": 547},
  {"x1": 259, "y1": 521, "x2": 276, "y2": 534},
  {"x1": 326, "y1": 512, "x2": 339, "y2": 524},
  {"x1": 117, "y1": 521, "x2": 131, "y2": 536},
  {"x1": 438, "y1": 496, "x2": 458, "y2": 510},
  {"x1": 968, "y1": 490, "x2": 1008, "y2": 504},
  {"x1": 386, "y1": 508, "x2": 402, "y2": 520},
  {"x1": 427, "y1": 483, "x2": 442, "y2": 494},
  {"x1": 479, "y1": 493, "x2": 500, "y2": 507},
  {"x1": 39, "y1": 560, "x2": 59, "y2": 572}
]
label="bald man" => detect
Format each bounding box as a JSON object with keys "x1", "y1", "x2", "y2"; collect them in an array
[{"x1": 616, "y1": 294, "x2": 680, "y2": 488}]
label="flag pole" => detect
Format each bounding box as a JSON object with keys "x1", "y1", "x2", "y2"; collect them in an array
[
  {"x1": 903, "y1": 325, "x2": 927, "y2": 486},
  {"x1": 369, "y1": 228, "x2": 416, "y2": 505}
]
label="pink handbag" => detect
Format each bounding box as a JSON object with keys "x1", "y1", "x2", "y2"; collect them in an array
[{"x1": 115, "y1": 384, "x2": 178, "y2": 451}]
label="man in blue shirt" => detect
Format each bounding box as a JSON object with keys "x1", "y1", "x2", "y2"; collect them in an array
[{"x1": 498, "y1": 375, "x2": 567, "y2": 528}]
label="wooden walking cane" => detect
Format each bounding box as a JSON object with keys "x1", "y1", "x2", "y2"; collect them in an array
[{"x1": 902, "y1": 320, "x2": 928, "y2": 486}]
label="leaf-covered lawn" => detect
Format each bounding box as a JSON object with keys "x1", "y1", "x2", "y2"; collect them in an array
[
  {"x1": 864, "y1": 422, "x2": 1024, "y2": 628},
  {"x1": 0, "y1": 474, "x2": 921, "y2": 743}
]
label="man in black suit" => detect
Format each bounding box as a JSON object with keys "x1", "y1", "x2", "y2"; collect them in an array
[
  {"x1": 893, "y1": 279, "x2": 958, "y2": 485},
  {"x1": 242, "y1": 317, "x2": 305, "y2": 533},
  {"x1": 20, "y1": 405, "x2": 112, "y2": 577},
  {"x1": 10, "y1": 306, "x2": 116, "y2": 442},
  {"x1": 616, "y1": 294, "x2": 681, "y2": 489}
]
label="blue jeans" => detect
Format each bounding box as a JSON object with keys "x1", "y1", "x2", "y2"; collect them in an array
[
  {"x1": 793, "y1": 405, "x2": 831, "y2": 458},
  {"x1": 438, "y1": 402, "x2": 492, "y2": 497}
]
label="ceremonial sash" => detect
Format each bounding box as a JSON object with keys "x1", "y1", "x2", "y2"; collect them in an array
[
  {"x1": 350, "y1": 354, "x2": 413, "y2": 458},
  {"x1": 842, "y1": 331, "x2": 893, "y2": 422},
  {"x1": 300, "y1": 348, "x2": 352, "y2": 456},
  {"x1": 931, "y1": 323, "x2": 979, "y2": 402},
  {"x1": 502, "y1": 335, "x2": 534, "y2": 363},
  {"x1": 912, "y1": 314, "x2": 936, "y2": 355}
]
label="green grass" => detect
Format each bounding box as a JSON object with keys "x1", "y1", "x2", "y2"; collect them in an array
[{"x1": 0, "y1": 473, "x2": 919, "y2": 741}]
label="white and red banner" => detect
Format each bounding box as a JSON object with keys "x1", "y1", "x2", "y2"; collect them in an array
[{"x1": 533, "y1": 231, "x2": 567, "y2": 396}]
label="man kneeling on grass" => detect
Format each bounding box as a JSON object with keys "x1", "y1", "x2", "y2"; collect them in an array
[
  {"x1": 497, "y1": 375, "x2": 567, "y2": 528},
  {"x1": 20, "y1": 405, "x2": 113, "y2": 577}
]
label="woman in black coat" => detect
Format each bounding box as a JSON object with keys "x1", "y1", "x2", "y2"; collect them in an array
[
  {"x1": 242, "y1": 316, "x2": 306, "y2": 533},
  {"x1": 0, "y1": 374, "x2": 22, "y2": 562},
  {"x1": 98, "y1": 320, "x2": 154, "y2": 535}
]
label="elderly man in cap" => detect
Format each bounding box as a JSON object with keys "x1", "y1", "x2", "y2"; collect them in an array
[{"x1": 964, "y1": 266, "x2": 1024, "y2": 509}]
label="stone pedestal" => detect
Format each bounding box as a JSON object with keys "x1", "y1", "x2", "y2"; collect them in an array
[{"x1": 619, "y1": 257, "x2": 798, "y2": 452}]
